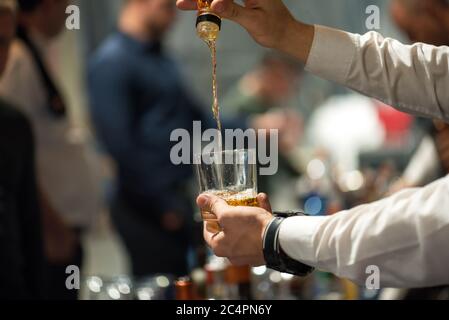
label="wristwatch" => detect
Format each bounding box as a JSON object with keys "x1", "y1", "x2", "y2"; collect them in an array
[{"x1": 262, "y1": 211, "x2": 315, "y2": 277}]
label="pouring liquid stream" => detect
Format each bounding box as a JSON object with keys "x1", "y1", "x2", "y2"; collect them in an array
[
  {"x1": 206, "y1": 39, "x2": 223, "y2": 152},
  {"x1": 205, "y1": 39, "x2": 224, "y2": 191}
]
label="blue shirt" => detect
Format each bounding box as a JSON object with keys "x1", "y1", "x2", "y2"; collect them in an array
[{"x1": 88, "y1": 32, "x2": 221, "y2": 214}]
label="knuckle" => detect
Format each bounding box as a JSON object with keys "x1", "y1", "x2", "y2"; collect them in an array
[
  {"x1": 210, "y1": 198, "x2": 222, "y2": 213},
  {"x1": 217, "y1": 208, "x2": 233, "y2": 224},
  {"x1": 230, "y1": 6, "x2": 239, "y2": 18}
]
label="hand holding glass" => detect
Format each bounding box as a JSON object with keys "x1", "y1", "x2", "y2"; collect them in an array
[{"x1": 194, "y1": 149, "x2": 258, "y2": 233}]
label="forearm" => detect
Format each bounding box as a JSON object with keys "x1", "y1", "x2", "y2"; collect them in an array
[
  {"x1": 279, "y1": 175, "x2": 449, "y2": 288},
  {"x1": 279, "y1": 20, "x2": 449, "y2": 122},
  {"x1": 303, "y1": 25, "x2": 449, "y2": 122},
  {"x1": 276, "y1": 20, "x2": 315, "y2": 65}
]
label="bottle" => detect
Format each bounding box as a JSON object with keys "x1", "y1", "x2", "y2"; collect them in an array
[
  {"x1": 175, "y1": 277, "x2": 195, "y2": 300},
  {"x1": 196, "y1": 0, "x2": 221, "y2": 42},
  {"x1": 205, "y1": 256, "x2": 229, "y2": 300},
  {"x1": 225, "y1": 265, "x2": 252, "y2": 300}
]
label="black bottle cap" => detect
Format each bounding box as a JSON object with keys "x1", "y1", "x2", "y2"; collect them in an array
[{"x1": 196, "y1": 12, "x2": 222, "y2": 30}]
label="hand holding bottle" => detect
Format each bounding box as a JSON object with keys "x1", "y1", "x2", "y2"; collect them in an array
[{"x1": 176, "y1": 0, "x2": 315, "y2": 63}]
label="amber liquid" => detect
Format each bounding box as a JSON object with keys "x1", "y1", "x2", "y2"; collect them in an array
[
  {"x1": 208, "y1": 41, "x2": 221, "y2": 134},
  {"x1": 202, "y1": 189, "x2": 258, "y2": 233},
  {"x1": 197, "y1": 0, "x2": 213, "y2": 11},
  {"x1": 196, "y1": 0, "x2": 222, "y2": 148},
  {"x1": 201, "y1": 39, "x2": 223, "y2": 155}
]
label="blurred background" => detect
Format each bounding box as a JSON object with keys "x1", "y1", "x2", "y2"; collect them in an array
[
  {"x1": 75, "y1": 0, "x2": 404, "y2": 125},
  {"x1": 70, "y1": 0, "x2": 410, "y2": 293},
  {"x1": 2, "y1": 0, "x2": 449, "y2": 300}
]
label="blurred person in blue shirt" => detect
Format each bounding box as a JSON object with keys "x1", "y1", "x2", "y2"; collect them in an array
[{"x1": 88, "y1": 0, "x2": 253, "y2": 277}]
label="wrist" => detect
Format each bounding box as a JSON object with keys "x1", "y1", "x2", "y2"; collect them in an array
[
  {"x1": 262, "y1": 212, "x2": 315, "y2": 277},
  {"x1": 262, "y1": 216, "x2": 283, "y2": 267},
  {"x1": 277, "y1": 20, "x2": 315, "y2": 65}
]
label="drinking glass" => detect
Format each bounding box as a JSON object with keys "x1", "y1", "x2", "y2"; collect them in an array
[{"x1": 194, "y1": 149, "x2": 258, "y2": 232}]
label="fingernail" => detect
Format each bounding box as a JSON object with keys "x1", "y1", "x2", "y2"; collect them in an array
[{"x1": 197, "y1": 194, "x2": 210, "y2": 207}]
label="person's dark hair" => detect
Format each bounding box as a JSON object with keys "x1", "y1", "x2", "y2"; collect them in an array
[{"x1": 18, "y1": 0, "x2": 42, "y2": 12}]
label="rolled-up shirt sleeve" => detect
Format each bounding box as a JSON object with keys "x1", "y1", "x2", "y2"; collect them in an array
[
  {"x1": 306, "y1": 25, "x2": 449, "y2": 122},
  {"x1": 279, "y1": 175, "x2": 449, "y2": 288}
]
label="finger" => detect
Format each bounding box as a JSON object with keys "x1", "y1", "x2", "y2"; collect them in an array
[
  {"x1": 204, "y1": 220, "x2": 222, "y2": 234},
  {"x1": 203, "y1": 222, "x2": 216, "y2": 243},
  {"x1": 257, "y1": 193, "x2": 272, "y2": 212},
  {"x1": 211, "y1": 0, "x2": 251, "y2": 25},
  {"x1": 203, "y1": 221, "x2": 224, "y2": 240},
  {"x1": 197, "y1": 193, "x2": 230, "y2": 220},
  {"x1": 176, "y1": 0, "x2": 197, "y2": 10},
  {"x1": 203, "y1": 223, "x2": 228, "y2": 254}
]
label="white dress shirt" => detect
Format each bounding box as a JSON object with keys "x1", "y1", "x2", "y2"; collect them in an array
[
  {"x1": 0, "y1": 35, "x2": 100, "y2": 228},
  {"x1": 279, "y1": 25, "x2": 449, "y2": 288}
]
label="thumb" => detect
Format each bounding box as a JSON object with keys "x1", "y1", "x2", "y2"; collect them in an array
[
  {"x1": 257, "y1": 193, "x2": 272, "y2": 213},
  {"x1": 211, "y1": 0, "x2": 252, "y2": 25},
  {"x1": 197, "y1": 193, "x2": 229, "y2": 219}
]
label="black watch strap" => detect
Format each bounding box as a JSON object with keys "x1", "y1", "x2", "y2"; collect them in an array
[
  {"x1": 263, "y1": 212, "x2": 314, "y2": 277},
  {"x1": 263, "y1": 217, "x2": 284, "y2": 268}
]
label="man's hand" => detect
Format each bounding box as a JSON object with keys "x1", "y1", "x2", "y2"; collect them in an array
[
  {"x1": 197, "y1": 192, "x2": 274, "y2": 266},
  {"x1": 176, "y1": 0, "x2": 315, "y2": 63},
  {"x1": 425, "y1": 0, "x2": 449, "y2": 41}
]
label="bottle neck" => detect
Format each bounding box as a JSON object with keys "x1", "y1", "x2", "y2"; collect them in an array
[
  {"x1": 196, "y1": 12, "x2": 221, "y2": 29},
  {"x1": 196, "y1": 11, "x2": 221, "y2": 42}
]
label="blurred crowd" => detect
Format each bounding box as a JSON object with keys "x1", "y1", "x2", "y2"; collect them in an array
[{"x1": 1, "y1": 0, "x2": 449, "y2": 300}]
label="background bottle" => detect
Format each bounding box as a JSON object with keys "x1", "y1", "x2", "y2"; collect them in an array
[
  {"x1": 205, "y1": 256, "x2": 229, "y2": 300},
  {"x1": 175, "y1": 277, "x2": 195, "y2": 300},
  {"x1": 225, "y1": 265, "x2": 252, "y2": 300}
]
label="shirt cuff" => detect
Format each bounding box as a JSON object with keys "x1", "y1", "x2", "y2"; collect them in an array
[
  {"x1": 278, "y1": 215, "x2": 328, "y2": 266},
  {"x1": 305, "y1": 25, "x2": 358, "y2": 85}
]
